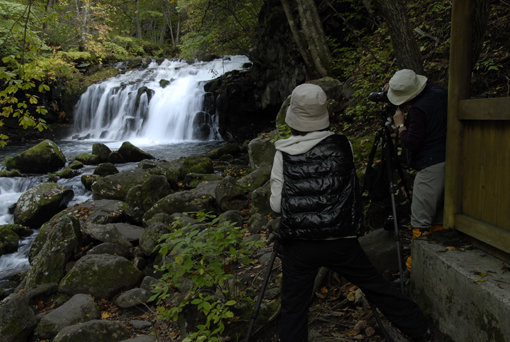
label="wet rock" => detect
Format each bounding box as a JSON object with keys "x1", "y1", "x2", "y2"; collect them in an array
[
  {"x1": 108, "y1": 151, "x2": 126, "y2": 164},
  {"x1": 81, "y1": 174, "x2": 102, "y2": 190},
  {"x1": 215, "y1": 175, "x2": 248, "y2": 212},
  {"x1": 92, "y1": 143, "x2": 112, "y2": 163},
  {"x1": 114, "y1": 288, "x2": 152, "y2": 308},
  {"x1": 59, "y1": 254, "x2": 143, "y2": 299},
  {"x1": 0, "y1": 227, "x2": 19, "y2": 256},
  {"x1": 237, "y1": 165, "x2": 272, "y2": 191},
  {"x1": 125, "y1": 175, "x2": 173, "y2": 224},
  {"x1": 20, "y1": 216, "x2": 82, "y2": 289},
  {"x1": 55, "y1": 167, "x2": 81, "y2": 179},
  {"x1": 69, "y1": 160, "x2": 84, "y2": 169},
  {"x1": 118, "y1": 141, "x2": 154, "y2": 162},
  {"x1": 86, "y1": 242, "x2": 132, "y2": 258},
  {"x1": 52, "y1": 319, "x2": 131, "y2": 342},
  {"x1": 13, "y1": 182, "x2": 74, "y2": 228},
  {"x1": 183, "y1": 172, "x2": 223, "y2": 188},
  {"x1": 35, "y1": 294, "x2": 100, "y2": 340},
  {"x1": 74, "y1": 153, "x2": 102, "y2": 165},
  {"x1": 249, "y1": 186, "x2": 274, "y2": 217},
  {"x1": 0, "y1": 293, "x2": 37, "y2": 342},
  {"x1": 181, "y1": 155, "x2": 214, "y2": 176},
  {"x1": 3, "y1": 139, "x2": 66, "y2": 173},
  {"x1": 93, "y1": 163, "x2": 119, "y2": 177},
  {"x1": 142, "y1": 190, "x2": 217, "y2": 225},
  {"x1": 91, "y1": 168, "x2": 151, "y2": 201},
  {"x1": 248, "y1": 132, "x2": 277, "y2": 169}
]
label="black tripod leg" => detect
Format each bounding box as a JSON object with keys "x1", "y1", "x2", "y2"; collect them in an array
[
  {"x1": 382, "y1": 133, "x2": 406, "y2": 295},
  {"x1": 245, "y1": 240, "x2": 280, "y2": 342}
]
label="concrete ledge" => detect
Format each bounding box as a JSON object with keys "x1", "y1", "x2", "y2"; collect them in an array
[{"x1": 409, "y1": 237, "x2": 510, "y2": 342}]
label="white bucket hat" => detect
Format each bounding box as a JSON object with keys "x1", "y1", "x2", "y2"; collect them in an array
[
  {"x1": 285, "y1": 83, "x2": 329, "y2": 132},
  {"x1": 387, "y1": 69, "x2": 428, "y2": 105}
]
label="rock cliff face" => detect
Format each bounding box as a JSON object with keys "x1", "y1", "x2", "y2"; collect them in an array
[{"x1": 201, "y1": 0, "x2": 309, "y2": 142}]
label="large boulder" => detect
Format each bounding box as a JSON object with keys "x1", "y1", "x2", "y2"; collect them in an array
[
  {"x1": 142, "y1": 190, "x2": 218, "y2": 225},
  {"x1": 125, "y1": 175, "x2": 173, "y2": 224},
  {"x1": 93, "y1": 163, "x2": 119, "y2": 177},
  {"x1": 181, "y1": 155, "x2": 214, "y2": 176},
  {"x1": 118, "y1": 141, "x2": 154, "y2": 162},
  {"x1": 13, "y1": 182, "x2": 74, "y2": 228},
  {"x1": 3, "y1": 140, "x2": 66, "y2": 173},
  {"x1": 183, "y1": 173, "x2": 223, "y2": 189},
  {"x1": 20, "y1": 216, "x2": 82, "y2": 289},
  {"x1": 35, "y1": 294, "x2": 100, "y2": 340},
  {"x1": 59, "y1": 254, "x2": 143, "y2": 299},
  {"x1": 139, "y1": 222, "x2": 171, "y2": 257},
  {"x1": 29, "y1": 200, "x2": 125, "y2": 262},
  {"x1": 0, "y1": 227, "x2": 19, "y2": 256},
  {"x1": 92, "y1": 143, "x2": 112, "y2": 163},
  {"x1": 237, "y1": 165, "x2": 272, "y2": 191},
  {"x1": 91, "y1": 168, "x2": 151, "y2": 201},
  {"x1": 215, "y1": 176, "x2": 249, "y2": 212},
  {"x1": 82, "y1": 224, "x2": 132, "y2": 249},
  {"x1": 74, "y1": 153, "x2": 102, "y2": 165},
  {"x1": 52, "y1": 320, "x2": 131, "y2": 342},
  {"x1": 249, "y1": 186, "x2": 274, "y2": 217},
  {"x1": 248, "y1": 133, "x2": 277, "y2": 169},
  {"x1": 0, "y1": 293, "x2": 37, "y2": 342}
]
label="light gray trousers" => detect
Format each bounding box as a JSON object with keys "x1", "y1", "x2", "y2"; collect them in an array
[{"x1": 411, "y1": 161, "x2": 445, "y2": 229}]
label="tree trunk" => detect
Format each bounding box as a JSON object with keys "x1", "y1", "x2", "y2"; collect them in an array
[
  {"x1": 280, "y1": 0, "x2": 333, "y2": 79},
  {"x1": 372, "y1": 0, "x2": 424, "y2": 74},
  {"x1": 135, "y1": 0, "x2": 142, "y2": 39},
  {"x1": 296, "y1": 0, "x2": 334, "y2": 77}
]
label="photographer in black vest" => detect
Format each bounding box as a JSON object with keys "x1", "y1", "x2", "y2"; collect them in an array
[
  {"x1": 387, "y1": 69, "x2": 447, "y2": 241},
  {"x1": 270, "y1": 83, "x2": 431, "y2": 342}
]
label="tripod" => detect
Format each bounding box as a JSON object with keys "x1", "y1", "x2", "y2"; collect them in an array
[{"x1": 363, "y1": 110, "x2": 411, "y2": 295}]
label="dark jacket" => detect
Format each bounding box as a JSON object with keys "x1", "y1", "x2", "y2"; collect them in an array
[
  {"x1": 278, "y1": 134, "x2": 364, "y2": 240},
  {"x1": 401, "y1": 82, "x2": 448, "y2": 170}
]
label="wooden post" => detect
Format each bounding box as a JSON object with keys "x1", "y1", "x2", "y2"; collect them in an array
[{"x1": 444, "y1": 0, "x2": 475, "y2": 229}]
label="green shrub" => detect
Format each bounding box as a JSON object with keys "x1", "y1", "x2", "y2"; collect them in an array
[{"x1": 151, "y1": 211, "x2": 264, "y2": 341}]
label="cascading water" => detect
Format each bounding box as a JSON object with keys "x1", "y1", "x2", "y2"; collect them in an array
[
  {"x1": 71, "y1": 55, "x2": 251, "y2": 143},
  {"x1": 0, "y1": 56, "x2": 251, "y2": 291}
]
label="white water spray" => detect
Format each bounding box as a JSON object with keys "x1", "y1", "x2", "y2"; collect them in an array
[{"x1": 71, "y1": 56, "x2": 251, "y2": 143}]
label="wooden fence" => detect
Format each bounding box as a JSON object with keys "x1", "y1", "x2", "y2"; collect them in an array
[{"x1": 445, "y1": 0, "x2": 510, "y2": 261}]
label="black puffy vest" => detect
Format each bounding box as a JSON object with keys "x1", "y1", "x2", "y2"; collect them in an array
[{"x1": 278, "y1": 134, "x2": 364, "y2": 240}]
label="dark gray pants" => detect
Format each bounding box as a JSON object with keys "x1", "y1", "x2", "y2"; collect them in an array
[{"x1": 279, "y1": 238, "x2": 429, "y2": 342}]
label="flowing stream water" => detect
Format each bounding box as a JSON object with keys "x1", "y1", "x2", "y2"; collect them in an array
[{"x1": 0, "y1": 56, "x2": 251, "y2": 290}]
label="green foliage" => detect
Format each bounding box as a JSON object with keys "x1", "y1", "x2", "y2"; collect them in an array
[
  {"x1": 270, "y1": 123, "x2": 291, "y2": 143},
  {"x1": 177, "y1": 0, "x2": 264, "y2": 57},
  {"x1": 151, "y1": 211, "x2": 263, "y2": 341}
]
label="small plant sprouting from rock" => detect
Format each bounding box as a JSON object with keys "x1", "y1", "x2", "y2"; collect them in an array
[{"x1": 150, "y1": 211, "x2": 264, "y2": 342}]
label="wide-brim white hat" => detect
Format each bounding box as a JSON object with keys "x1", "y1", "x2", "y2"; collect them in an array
[
  {"x1": 387, "y1": 69, "x2": 428, "y2": 105},
  {"x1": 285, "y1": 83, "x2": 330, "y2": 132}
]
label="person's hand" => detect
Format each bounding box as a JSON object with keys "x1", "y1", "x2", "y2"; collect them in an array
[
  {"x1": 382, "y1": 83, "x2": 389, "y2": 92},
  {"x1": 393, "y1": 107, "x2": 405, "y2": 126}
]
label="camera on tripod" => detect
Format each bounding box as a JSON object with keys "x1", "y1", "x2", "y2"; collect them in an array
[{"x1": 368, "y1": 90, "x2": 397, "y2": 114}]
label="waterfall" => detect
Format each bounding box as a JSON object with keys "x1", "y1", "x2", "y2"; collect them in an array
[{"x1": 71, "y1": 55, "x2": 251, "y2": 143}]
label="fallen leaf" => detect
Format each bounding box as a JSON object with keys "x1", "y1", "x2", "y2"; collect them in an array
[
  {"x1": 101, "y1": 311, "x2": 110, "y2": 318},
  {"x1": 342, "y1": 329, "x2": 360, "y2": 336},
  {"x1": 321, "y1": 286, "x2": 328, "y2": 294},
  {"x1": 315, "y1": 292, "x2": 326, "y2": 299},
  {"x1": 473, "y1": 270, "x2": 487, "y2": 277},
  {"x1": 474, "y1": 279, "x2": 488, "y2": 282},
  {"x1": 365, "y1": 326, "x2": 376, "y2": 337}
]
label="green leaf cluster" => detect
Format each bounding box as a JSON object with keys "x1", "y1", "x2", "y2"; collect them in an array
[{"x1": 150, "y1": 211, "x2": 263, "y2": 341}]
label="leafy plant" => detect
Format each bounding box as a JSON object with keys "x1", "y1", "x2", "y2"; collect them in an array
[{"x1": 150, "y1": 211, "x2": 264, "y2": 341}]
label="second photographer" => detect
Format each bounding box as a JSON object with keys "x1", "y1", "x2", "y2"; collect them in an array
[{"x1": 386, "y1": 69, "x2": 447, "y2": 239}]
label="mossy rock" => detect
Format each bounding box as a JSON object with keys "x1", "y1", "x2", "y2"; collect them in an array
[
  {"x1": 181, "y1": 155, "x2": 214, "y2": 176},
  {"x1": 81, "y1": 174, "x2": 102, "y2": 191},
  {"x1": 4, "y1": 140, "x2": 66, "y2": 173},
  {"x1": 69, "y1": 160, "x2": 84, "y2": 169},
  {"x1": 108, "y1": 151, "x2": 126, "y2": 164},
  {"x1": 118, "y1": 141, "x2": 154, "y2": 162},
  {"x1": 93, "y1": 163, "x2": 119, "y2": 177},
  {"x1": 55, "y1": 167, "x2": 80, "y2": 179},
  {"x1": 183, "y1": 173, "x2": 224, "y2": 188},
  {"x1": 0, "y1": 228, "x2": 19, "y2": 256},
  {"x1": 92, "y1": 143, "x2": 112, "y2": 163},
  {"x1": 0, "y1": 169, "x2": 22, "y2": 177},
  {"x1": 74, "y1": 153, "x2": 102, "y2": 165}
]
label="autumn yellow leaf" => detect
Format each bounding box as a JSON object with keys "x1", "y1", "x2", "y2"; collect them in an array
[{"x1": 101, "y1": 311, "x2": 110, "y2": 318}]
